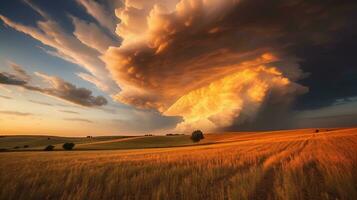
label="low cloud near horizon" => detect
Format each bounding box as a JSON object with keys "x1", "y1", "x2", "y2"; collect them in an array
[
  {"x1": 0, "y1": 110, "x2": 34, "y2": 116},
  {"x1": 63, "y1": 118, "x2": 93, "y2": 123}
]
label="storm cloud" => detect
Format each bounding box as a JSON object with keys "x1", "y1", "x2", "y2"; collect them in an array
[
  {"x1": 1, "y1": 0, "x2": 356, "y2": 132},
  {"x1": 101, "y1": 0, "x2": 356, "y2": 131}
]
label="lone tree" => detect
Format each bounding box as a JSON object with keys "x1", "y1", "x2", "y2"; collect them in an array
[
  {"x1": 62, "y1": 143, "x2": 75, "y2": 150},
  {"x1": 44, "y1": 145, "x2": 55, "y2": 151},
  {"x1": 191, "y1": 130, "x2": 204, "y2": 142}
]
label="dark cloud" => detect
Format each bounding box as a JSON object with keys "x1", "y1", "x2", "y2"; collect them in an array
[
  {"x1": 0, "y1": 64, "x2": 108, "y2": 107},
  {"x1": 293, "y1": 114, "x2": 357, "y2": 129},
  {"x1": 295, "y1": 32, "x2": 357, "y2": 110},
  {"x1": 26, "y1": 72, "x2": 108, "y2": 107},
  {"x1": 0, "y1": 62, "x2": 31, "y2": 85},
  {"x1": 63, "y1": 118, "x2": 93, "y2": 123},
  {"x1": 0, "y1": 110, "x2": 34, "y2": 116},
  {"x1": 0, "y1": 72, "x2": 27, "y2": 86}
]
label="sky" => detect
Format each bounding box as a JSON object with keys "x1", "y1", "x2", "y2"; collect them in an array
[{"x1": 0, "y1": 0, "x2": 357, "y2": 136}]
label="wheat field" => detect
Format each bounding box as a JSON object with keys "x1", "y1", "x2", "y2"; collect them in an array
[{"x1": 0, "y1": 128, "x2": 356, "y2": 200}]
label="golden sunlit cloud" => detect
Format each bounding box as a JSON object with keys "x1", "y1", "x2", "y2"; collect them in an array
[
  {"x1": 164, "y1": 64, "x2": 302, "y2": 131},
  {"x1": 103, "y1": 0, "x2": 308, "y2": 132}
]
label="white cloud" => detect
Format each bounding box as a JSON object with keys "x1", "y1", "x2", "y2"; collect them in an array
[
  {"x1": 71, "y1": 16, "x2": 116, "y2": 53},
  {"x1": 0, "y1": 3, "x2": 118, "y2": 93},
  {"x1": 76, "y1": 0, "x2": 117, "y2": 32}
]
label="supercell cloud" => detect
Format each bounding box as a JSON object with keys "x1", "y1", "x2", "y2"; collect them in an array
[
  {"x1": 1, "y1": 0, "x2": 356, "y2": 132},
  {"x1": 104, "y1": 0, "x2": 355, "y2": 131}
]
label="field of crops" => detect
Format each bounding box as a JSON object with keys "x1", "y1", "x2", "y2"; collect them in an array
[{"x1": 0, "y1": 128, "x2": 356, "y2": 200}]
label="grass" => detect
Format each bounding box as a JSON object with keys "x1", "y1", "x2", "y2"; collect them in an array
[
  {"x1": 0, "y1": 128, "x2": 356, "y2": 200},
  {"x1": 0, "y1": 135, "x2": 131, "y2": 150},
  {"x1": 76, "y1": 135, "x2": 194, "y2": 150},
  {"x1": 0, "y1": 132, "x2": 248, "y2": 151}
]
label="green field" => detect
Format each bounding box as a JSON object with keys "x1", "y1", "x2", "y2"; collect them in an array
[
  {"x1": 0, "y1": 132, "x2": 252, "y2": 152},
  {"x1": 0, "y1": 133, "x2": 230, "y2": 151},
  {"x1": 76, "y1": 135, "x2": 195, "y2": 150},
  {"x1": 0, "y1": 135, "x2": 131, "y2": 150}
]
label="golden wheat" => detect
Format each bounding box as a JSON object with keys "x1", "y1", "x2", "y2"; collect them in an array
[{"x1": 0, "y1": 128, "x2": 356, "y2": 200}]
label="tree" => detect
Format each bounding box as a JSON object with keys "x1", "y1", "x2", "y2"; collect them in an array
[
  {"x1": 44, "y1": 145, "x2": 55, "y2": 151},
  {"x1": 62, "y1": 143, "x2": 75, "y2": 150},
  {"x1": 191, "y1": 130, "x2": 204, "y2": 142}
]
